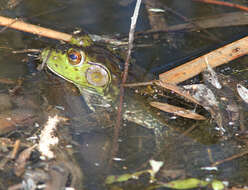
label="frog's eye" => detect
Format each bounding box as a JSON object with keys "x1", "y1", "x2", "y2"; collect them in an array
[
  {"x1": 86, "y1": 65, "x2": 109, "y2": 87},
  {"x1": 67, "y1": 49, "x2": 85, "y2": 66}
]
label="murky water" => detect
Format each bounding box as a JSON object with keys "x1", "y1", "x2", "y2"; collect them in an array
[{"x1": 1, "y1": 0, "x2": 248, "y2": 189}]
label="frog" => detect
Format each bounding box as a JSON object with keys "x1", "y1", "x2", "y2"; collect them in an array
[{"x1": 40, "y1": 40, "x2": 169, "y2": 142}]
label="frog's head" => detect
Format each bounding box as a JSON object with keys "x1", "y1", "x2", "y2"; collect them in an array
[{"x1": 41, "y1": 46, "x2": 121, "y2": 99}]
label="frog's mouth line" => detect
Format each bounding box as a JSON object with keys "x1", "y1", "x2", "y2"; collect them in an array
[
  {"x1": 47, "y1": 64, "x2": 79, "y2": 86},
  {"x1": 46, "y1": 64, "x2": 105, "y2": 95}
]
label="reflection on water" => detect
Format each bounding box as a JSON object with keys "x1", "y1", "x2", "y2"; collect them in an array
[{"x1": 1, "y1": 0, "x2": 248, "y2": 189}]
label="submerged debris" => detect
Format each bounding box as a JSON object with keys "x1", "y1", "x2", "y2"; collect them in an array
[
  {"x1": 38, "y1": 115, "x2": 62, "y2": 159},
  {"x1": 237, "y1": 83, "x2": 248, "y2": 104},
  {"x1": 0, "y1": 0, "x2": 22, "y2": 10},
  {"x1": 203, "y1": 57, "x2": 222, "y2": 89},
  {"x1": 184, "y1": 64, "x2": 241, "y2": 135},
  {"x1": 14, "y1": 145, "x2": 36, "y2": 176}
]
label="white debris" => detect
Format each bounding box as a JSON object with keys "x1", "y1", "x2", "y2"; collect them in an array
[
  {"x1": 183, "y1": 84, "x2": 218, "y2": 107},
  {"x1": 204, "y1": 56, "x2": 222, "y2": 89},
  {"x1": 149, "y1": 160, "x2": 164, "y2": 176},
  {"x1": 237, "y1": 84, "x2": 248, "y2": 104},
  {"x1": 38, "y1": 115, "x2": 61, "y2": 159},
  {"x1": 148, "y1": 8, "x2": 165, "y2": 13},
  {"x1": 65, "y1": 188, "x2": 75, "y2": 190},
  {"x1": 113, "y1": 157, "x2": 126, "y2": 161},
  {"x1": 200, "y1": 166, "x2": 218, "y2": 171}
]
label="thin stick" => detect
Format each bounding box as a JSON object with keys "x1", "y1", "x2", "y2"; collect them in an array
[
  {"x1": 211, "y1": 150, "x2": 248, "y2": 167},
  {"x1": 155, "y1": 80, "x2": 200, "y2": 105},
  {"x1": 159, "y1": 36, "x2": 248, "y2": 84},
  {"x1": 0, "y1": 16, "x2": 72, "y2": 42},
  {"x1": 124, "y1": 80, "x2": 155, "y2": 87},
  {"x1": 12, "y1": 49, "x2": 41, "y2": 53},
  {"x1": 0, "y1": 17, "x2": 18, "y2": 33},
  {"x1": 163, "y1": 5, "x2": 220, "y2": 42},
  {"x1": 110, "y1": 0, "x2": 142, "y2": 164},
  {"x1": 193, "y1": 0, "x2": 248, "y2": 12},
  {"x1": 10, "y1": 139, "x2": 20, "y2": 159}
]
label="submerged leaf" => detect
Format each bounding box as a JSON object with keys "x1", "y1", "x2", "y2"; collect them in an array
[
  {"x1": 150, "y1": 101, "x2": 206, "y2": 120},
  {"x1": 105, "y1": 170, "x2": 150, "y2": 184},
  {"x1": 211, "y1": 180, "x2": 225, "y2": 190},
  {"x1": 162, "y1": 178, "x2": 209, "y2": 189}
]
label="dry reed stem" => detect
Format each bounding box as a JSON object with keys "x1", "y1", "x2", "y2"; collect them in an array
[
  {"x1": 10, "y1": 139, "x2": 20, "y2": 159},
  {"x1": 211, "y1": 150, "x2": 248, "y2": 167},
  {"x1": 150, "y1": 101, "x2": 206, "y2": 120},
  {"x1": 0, "y1": 16, "x2": 72, "y2": 42},
  {"x1": 193, "y1": 0, "x2": 248, "y2": 12},
  {"x1": 159, "y1": 36, "x2": 248, "y2": 84},
  {"x1": 110, "y1": 0, "x2": 142, "y2": 164}
]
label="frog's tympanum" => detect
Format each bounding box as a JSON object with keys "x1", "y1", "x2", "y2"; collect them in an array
[{"x1": 41, "y1": 41, "x2": 167, "y2": 141}]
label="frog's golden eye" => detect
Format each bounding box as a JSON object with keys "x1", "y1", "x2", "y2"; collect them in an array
[
  {"x1": 86, "y1": 65, "x2": 109, "y2": 87},
  {"x1": 67, "y1": 49, "x2": 85, "y2": 66}
]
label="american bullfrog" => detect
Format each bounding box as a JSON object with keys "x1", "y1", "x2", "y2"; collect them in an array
[{"x1": 40, "y1": 40, "x2": 168, "y2": 141}]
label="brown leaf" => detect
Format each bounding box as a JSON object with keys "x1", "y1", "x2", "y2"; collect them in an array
[
  {"x1": 14, "y1": 145, "x2": 37, "y2": 176},
  {"x1": 150, "y1": 101, "x2": 206, "y2": 120},
  {"x1": 0, "y1": 110, "x2": 37, "y2": 135}
]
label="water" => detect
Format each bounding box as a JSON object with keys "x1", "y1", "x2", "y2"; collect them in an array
[{"x1": 1, "y1": 0, "x2": 248, "y2": 189}]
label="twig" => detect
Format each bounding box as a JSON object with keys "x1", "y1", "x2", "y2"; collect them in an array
[
  {"x1": 124, "y1": 80, "x2": 201, "y2": 105},
  {"x1": 37, "y1": 49, "x2": 52, "y2": 71},
  {"x1": 155, "y1": 80, "x2": 200, "y2": 105},
  {"x1": 0, "y1": 16, "x2": 72, "y2": 42},
  {"x1": 163, "y1": 12, "x2": 248, "y2": 32},
  {"x1": 12, "y1": 49, "x2": 41, "y2": 54},
  {"x1": 110, "y1": 0, "x2": 142, "y2": 165},
  {"x1": 124, "y1": 80, "x2": 155, "y2": 87},
  {"x1": 10, "y1": 139, "x2": 20, "y2": 159},
  {"x1": 163, "y1": 5, "x2": 220, "y2": 42},
  {"x1": 211, "y1": 150, "x2": 248, "y2": 167},
  {"x1": 150, "y1": 101, "x2": 206, "y2": 120},
  {"x1": 178, "y1": 124, "x2": 198, "y2": 139},
  {"x1": 159, "y1": 36, "x2": 248, "y2": 84},
  {"x1": 0, "y1": 16, "x2": 126, "y2": 46},
  {"x1": 193, "y1": 0, "x2": 248, "y2": 12}
]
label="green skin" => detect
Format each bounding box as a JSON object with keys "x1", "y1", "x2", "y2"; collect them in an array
[{"x1": 41, "y1": 41, "x2": 167, "y2": 140}]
